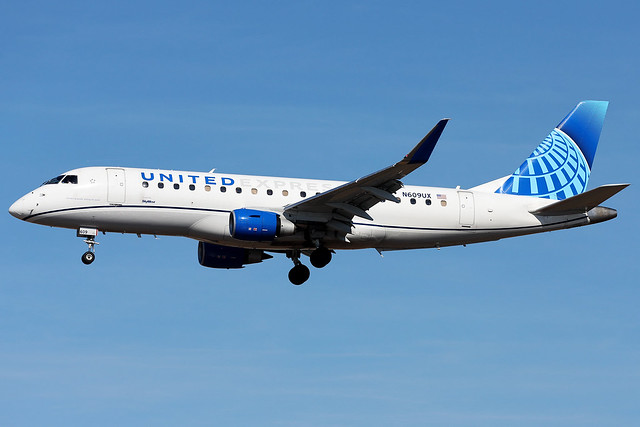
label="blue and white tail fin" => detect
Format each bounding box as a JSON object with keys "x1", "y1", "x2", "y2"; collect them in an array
[{"x1": 496, "y1": 101, "x2": 609, "y2": 200}]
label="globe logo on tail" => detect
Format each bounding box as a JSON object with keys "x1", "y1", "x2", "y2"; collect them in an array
[
  {"x1": 498, "y1": 129, "x2": 590, "y2": 200},
  {"x1": 496, "y1": 100, "x2": 608, "y2": 201}
]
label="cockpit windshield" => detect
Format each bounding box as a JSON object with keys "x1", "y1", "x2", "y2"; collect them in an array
[
  {"x1": 42, "y1": 174, "x2": 78, "y2": 185},
  {"x1": 43, "y1": 175, "x2": 64, "y2": 185}
]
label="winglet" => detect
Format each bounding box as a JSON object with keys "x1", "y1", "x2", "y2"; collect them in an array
[{"x1": 404, "y1": 119, "x2": 449, "y2": 164}]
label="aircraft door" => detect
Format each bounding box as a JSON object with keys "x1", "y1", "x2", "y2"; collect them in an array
[
  {"x1": 458, "y1": 191, "x2": 475, "y2": 227},
  {"x1": 106, "y1": 168, "x2": 126, "y2": 205}
]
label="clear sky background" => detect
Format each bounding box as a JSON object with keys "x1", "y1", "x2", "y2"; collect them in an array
[{"x1": 1, "y1": 1, "x2": 639, "y2": 426}]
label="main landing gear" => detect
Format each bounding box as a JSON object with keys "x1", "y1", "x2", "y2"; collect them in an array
[
  {"x1": 310, "y1": 246, "x2": 332, "y2": 268},
  {"x1": 77, "y1": 227, "x2": 99, "y2": 265},
  {"x1": 287, "y1": 247, "x2": 333, "y2": 285},
  {"x1": 288, "y1": 263, "x2": 310, "y2": 286},
  {"x1": 287, "y1": 250, "x2": 310, "y2": 285}
]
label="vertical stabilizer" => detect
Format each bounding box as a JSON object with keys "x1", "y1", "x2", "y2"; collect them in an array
[{"x1": 497, "y1": 101, "x2": 608, "y2": 200}]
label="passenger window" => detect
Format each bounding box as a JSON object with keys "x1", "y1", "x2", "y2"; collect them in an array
[
  {"x1": 282, "y1": 190, "x2": 289, "y2": 196},
  {"x1": 267, "y1": 189, "x2": 273, "y2": 195},
  {"x1": 220, "y1": 186, "x2": 226, "y2": 193},
  {"x1": 142, "y1": 181, "x2": 149, "y2": 188},
  {"x1": 173, "y1": 183, "x2": 180, "y2": 190},
  {"x1": 251, "y1": 188, "x2": 258, "y2": 195},
  {"x1": 236, "y1": 187, "x2": 242, "y2": 194},
  {"x1": 410, "y1": 198, "x2": 416, "y2": 205},
  {"x1": 61, "y1": 175, "x2": 78, "y2": 184},
  {"x1": 158, "y1": 182, "x2": 164, "y2": 189},
  {"x1": 189, "y1": 184, "x2": 196, "y2": 191},
  {"x1": 425, "y1": 199, "x2": 431, "y2": 206},
  {"x1": 441, "y1": 200, "x2": 447, "y2": 207},
  {"x1": 300, "y1": 191, "x2": 306, "y2": 197},
  {"x1": 204, "y1": 185, "x2": 211, "y2": 192}
]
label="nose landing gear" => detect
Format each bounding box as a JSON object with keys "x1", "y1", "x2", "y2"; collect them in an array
[{"x1": 77, "y1": 227, "x2": 99, "y2": 265}]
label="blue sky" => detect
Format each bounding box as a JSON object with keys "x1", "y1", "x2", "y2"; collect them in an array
[{"x1": 1, "y1": 1, "x2": 639, "y2": 425}]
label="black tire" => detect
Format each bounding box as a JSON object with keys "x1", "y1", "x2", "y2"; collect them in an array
[
  {"x1": 310, "y1": 247, "x2": 332, "y2": 268},
  {"x1": 81, "y1": 251, "x2": 95, "y2": 265},
  {"x1": 288, "y1": 264, "x2": 310, "y2": 285}
]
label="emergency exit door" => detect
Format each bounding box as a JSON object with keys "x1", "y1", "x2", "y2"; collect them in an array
[{"x1": 106, "y1": 168, "x2": 126, "y2": 205}]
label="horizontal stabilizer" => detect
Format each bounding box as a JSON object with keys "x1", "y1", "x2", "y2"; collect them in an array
[{"x1": 530, "y1": 183, "x2": 629, "y2": 216}]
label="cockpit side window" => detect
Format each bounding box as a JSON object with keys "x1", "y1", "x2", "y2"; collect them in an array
[{"x1": 43, "y1": 175, "x2": 64, "y2": 185}]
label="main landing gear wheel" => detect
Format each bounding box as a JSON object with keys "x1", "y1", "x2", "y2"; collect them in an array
[
  {"x1": 287, "y1": 249, "x2": 310, "y2": 285},
  {"x1": 288, "y1": 264, "x2": 310, "y2": 285},
  {"x1": 310, "y1": 247, "x2": 332, "y2": 268},
  {"x1": 81, "y1": 251, "x2": 95, "y2": 265}
]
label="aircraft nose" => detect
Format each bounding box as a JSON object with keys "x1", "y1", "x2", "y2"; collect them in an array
[{"x1": 9, "y1": 197, "x2": 29, "y2": 220}]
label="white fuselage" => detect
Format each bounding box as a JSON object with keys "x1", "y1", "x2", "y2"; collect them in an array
[{"x1": 10, "y1": 167, "x2": 595, "y2": 251}]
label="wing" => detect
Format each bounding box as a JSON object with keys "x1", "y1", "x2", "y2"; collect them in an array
[{"x1": 282, "y1": 119, "x2": 449, "y2": 236}]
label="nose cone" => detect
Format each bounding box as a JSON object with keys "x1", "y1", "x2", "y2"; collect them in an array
[{"x1": 9, "y1": 197, "x2": 29, "y2": 220}]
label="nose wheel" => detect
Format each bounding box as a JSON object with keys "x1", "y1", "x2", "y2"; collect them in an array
[{"x1": 81, "y1": 250, "x2": 95, "y2": 265}]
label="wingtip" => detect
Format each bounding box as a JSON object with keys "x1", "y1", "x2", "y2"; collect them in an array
[{"x1": 405, "y1": 119, "x2": 449, "y2": 165}]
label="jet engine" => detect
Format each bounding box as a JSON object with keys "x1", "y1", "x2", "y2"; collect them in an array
[
  {"x1": 197, "y1": 242, "x2": 272, "y2": 269},
  {"x1": 229, "y1": 208, "x2": 295, "y2": 241}
]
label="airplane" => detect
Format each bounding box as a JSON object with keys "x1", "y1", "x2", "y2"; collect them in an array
[{"x1": 9, "y1": 101, "x2": 629, "y2": 285}]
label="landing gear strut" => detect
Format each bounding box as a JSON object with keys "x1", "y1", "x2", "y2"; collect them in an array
[
  {"x1": 77, "y1": 227, "x2": 99, "y2": 265},
  {"x1": 287, "y1": 250, "x2": 310, "y2": 285}
]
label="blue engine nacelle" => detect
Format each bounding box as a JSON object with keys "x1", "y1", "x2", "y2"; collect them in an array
[
  {"x1": 198, "y1": 242, "x2": 272, "y2": 269},
  {"x1": 229, "y1": 209, "x2": 295, "y2": 241}
]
